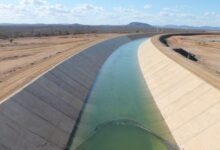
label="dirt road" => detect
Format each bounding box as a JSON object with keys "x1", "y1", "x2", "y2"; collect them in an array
[
  {"x1": 153, "y1": 34, "x2": 220, "y2": 90},
  {"x1": 167, "y1": 34, "x2": 220, "y2": 75}
]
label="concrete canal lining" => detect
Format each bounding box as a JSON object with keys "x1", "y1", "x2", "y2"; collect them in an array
[
  {"x1": 0, "y1": 34, "x2": 150, "y2": 150},
  {"x1": 69, "y1": 38, "x2": 178, "y2": 150},
  {"x1": 138, "y1": 38, "x2": 220, "y2": 150}
]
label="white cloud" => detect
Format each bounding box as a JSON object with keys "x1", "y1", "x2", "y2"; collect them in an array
[
  {"x1": 72, "y1": 4, "x2": 104, "y2": 15},
  {"x1": 204, "y1": 12, "x2": 220, "y2": 18},
  {"x1": 0, "y1": 1, "x2": 219, "y2": 26},
  {"x1": 159, "y1": 8, "x2": 177, "y2": 17},
  {"x1": 112, "y1": 7, "x2": 153, "y2": 24},
  {"x1": 0, "y1": 1, "x2": 107, "y2": 23},
  {"x1": 20, "y1": 0, "x2": 48, "y2": 6},
  {"x1": 114, "y1": 7, "x2": 137, "y2": 14},
  {"x1": 144, "y1": 4, "x2": 152, "y2": 9}
]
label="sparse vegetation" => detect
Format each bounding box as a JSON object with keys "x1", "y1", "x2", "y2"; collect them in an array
[
  {"x1": 9, "y1": 38, "x2": 13, "y2": 43},
  {"x1": 0, "y1": 23, "x2": 202, "y2": 39}
]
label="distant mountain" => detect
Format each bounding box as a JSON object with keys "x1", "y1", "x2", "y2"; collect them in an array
[
  {"x1": 0, "y1": 22, "x2": 206, "y2": 39},
  {"x1": 72, "y1": 23, "x2": 84, "y2": 26},
  {"x1": 199, "y1": 26, "x2": 220, "y2": 30},
  {"x1": 164, "y1": 25, "x2": 192, "y2": 29},
  {"x1": 68, "y1": 22, "x2": 153, "y2": 29},
  {"x1": 0, "y1": 22, "x2": 158, "y2": 39},
  {"x1": 1, "y1": 22, "x2": 219, "y2": 31},
  {"x1": 127, "y1": 22, "x2": 152, "y2": 28},
  {"x1": 164, "y1": 25, "x2": 220, "y2": 31}
]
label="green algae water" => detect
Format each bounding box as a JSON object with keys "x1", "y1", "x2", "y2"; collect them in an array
[{"x1": 69, "y1": 38, "x2": 178, "y2": 150}]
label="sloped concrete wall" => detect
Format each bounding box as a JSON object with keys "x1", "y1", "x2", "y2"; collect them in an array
[
  {"x1": 138, "y1": 39, "x2": 220, "y2": 150},
  {"x1": 0, "y1": 34, "x2": 147, "y2": 150}
]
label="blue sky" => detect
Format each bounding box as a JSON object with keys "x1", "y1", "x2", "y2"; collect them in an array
[{"x1": 0, "y1": 0, "x2": 220, "y2": 26}]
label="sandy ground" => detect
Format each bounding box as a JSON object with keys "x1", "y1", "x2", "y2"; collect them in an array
[
  {"x1": 167, "y1": 34, "x2": 220, "y2": 77},
  {"x1": 138, "y1": 38, "x2": 220, "y2": 150},
  {"x1": 0, "y1": 33, "x2": 123, "y2": 102}
]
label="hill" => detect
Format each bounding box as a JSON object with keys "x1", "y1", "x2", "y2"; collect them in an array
[
  {"x1": 164, "y1": 25, "x2": 220, "y2": 31},
  {"x1": 127, "y1": 22, "x2": 152, "y2": 28}
]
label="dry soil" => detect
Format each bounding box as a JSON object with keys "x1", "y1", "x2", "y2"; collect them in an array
[{"x1": 0, "y1": 33, "x2": 123, "y2": 102}]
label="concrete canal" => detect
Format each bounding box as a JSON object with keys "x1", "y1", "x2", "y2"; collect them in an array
[{"x1": 69, "y1": 38, "x2": 178, "y2": 150}]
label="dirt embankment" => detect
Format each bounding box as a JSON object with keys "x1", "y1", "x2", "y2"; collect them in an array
[
  {"x1": 0, "y1": 33, "x2": 123, "y2": 102},
  {"x1": 156, "y1": 34, "x2": 220, "y2": 89},
  {"x1": 167, "y1": 34, "x2": 220, "y2": 73}
]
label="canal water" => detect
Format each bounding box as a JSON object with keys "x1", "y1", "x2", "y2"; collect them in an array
[{"x1": 69, "y1": 38, "x2": 178, "y2": 150}]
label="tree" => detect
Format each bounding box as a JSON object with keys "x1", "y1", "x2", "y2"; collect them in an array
[{"x1": 9, "y1": 38, "x2": 13, "y2": 43}]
